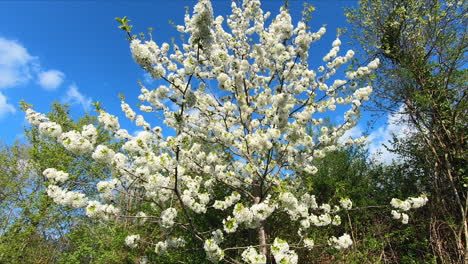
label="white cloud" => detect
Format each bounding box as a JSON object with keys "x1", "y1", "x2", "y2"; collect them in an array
[
  {"x1": 336, "y1": 106, "x2": 416, "y2": 165},
  {"x1": 63, "y1": 84, "x2": 92, "y2": 111},
  {"x1": 0, "y1": 37, "x2": 67, "y2": 92},
  {"x1": 367, "y1": 105, "x2": 415, "y2": 164},
  {"x1": 37, "y1": 70, "x2": 65, "y2": 91},
  {"x1": 0, "y1": 91, "x2": 16, "y2": 118},
  {"x1": 0, "y1": 38, "x2": 33, "y2": 67},
  {"x1": 0, "y1": 38, "x2": 37, "y2": 89}
]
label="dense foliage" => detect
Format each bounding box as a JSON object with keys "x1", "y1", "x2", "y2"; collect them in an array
[{"x1": 347, "y1": 0, "x2": 467, "y2": 262}]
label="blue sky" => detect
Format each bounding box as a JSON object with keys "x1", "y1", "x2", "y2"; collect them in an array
[{"x1": 0, "y1": 0, "x2": 403, "y2": 163}]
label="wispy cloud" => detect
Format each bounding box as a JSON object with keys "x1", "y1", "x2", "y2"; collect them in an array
[
  {"x1": 0, "y1": 37, "x2": 67, "y2": 93},
  {"x1": 0, "y1": 38, "x2": 34, "y2": 119},
  {"x1": 336, "y1": 106, "x2": 416, "y2": 165},
  {"x1": 63, "y1": 84, "x2": 92, "y2": 111},
  {"x1": 0, "y1": 37, "x2": 71, "y2": 120},
  {"x1": 367, "y1": 105, "x2": 415, "y2": 164},
  {"x1": 0, "y1": 37, "x2": 37, "y2": 89},
  {"x1": 37, "y1": 70, "x2": 65, "y2": 91},
  {"x1": 0, "y1": 91, "x2": 16, "y2": 119}
]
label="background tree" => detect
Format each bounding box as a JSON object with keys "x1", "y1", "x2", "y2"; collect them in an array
[
  {"x1": 0, "y1": 103, "x2": 135, "y2": 264},
  {"x1": 346, "y1": 0, "x2": 467, "y2": 262}
]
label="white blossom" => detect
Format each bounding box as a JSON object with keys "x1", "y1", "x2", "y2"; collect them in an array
[
  {"x1": 47, "y1": 185, "x2": 88, "y2": 208},
  {"x1": 204, "y1": 239, "x2": 224, "y2": 263},
  {"x1": 329, "y1": 233, "x2": 353, "y2": 250},
  {"x1": 242, "y1": 247, "x2": 266, "y2": 264},
  {"x1": 125, "y1": 234, "x2": 140, "y2": 248},
  {"x1": 339, "y1": 198, "x2": 353, "y2": 210},
  {"x1": 92, "y1": 145, "x2": 115, "y2": 164},
  {"x1": 43, "y1": 168, "x2": 69, "y2": 184},
  {"x1": 59, "y1": 130, "x2": 94, "y2": 154},
  {"x1": 160, "y1": 207, "x2": 178, "y2": 228},
  {"x1": 82, "y1": 124, "x2": 98, "y2": 144},
  {"x1": 304, "y1": 238, "x2": 314, "y2": 249},
  {"x1": 390, "y1": 195, "x2": 427, "y2": 224},
  {"x1": 98, "y1": 111, "x2": 120, "y2": 132},
  {"x1": 271, "y1": 238, "x2": 298, "y2": 264},
  {"x1": 38, "y1": 122, "x2": 62, "y2": 138},
  {"x1": 223, "y1": 216, "x2": 238, "y2": 233}
]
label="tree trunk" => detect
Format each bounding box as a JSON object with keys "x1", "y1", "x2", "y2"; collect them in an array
[
  {"x1": 258, "y1": 221, "x2": 267, "y2": 256},
  {"x1": 255, "y1": 196, "x2": 268, "y2": 257}
]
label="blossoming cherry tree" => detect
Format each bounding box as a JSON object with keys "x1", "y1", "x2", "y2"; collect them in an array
[{"x1": 25, "y1": 0, "x2": 427, "y2": 263}]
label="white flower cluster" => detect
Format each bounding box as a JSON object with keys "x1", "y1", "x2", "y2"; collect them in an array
[
  {"x1": 115, "y1": 129, "x2": 131, "y2": 140},
  {"x1": 345, "y1": 58, "x2": 380, "y2": 79},
  {"x1": 368, "y1": 58, "x2": 380, "y2": 69},
  {"x1": 98, "y1": 111, "x2": 120, "y2": 132},
  {"x1": 160, "y1": 207, "x2": 177, "y2": 228},
  {"x1": 271, "y1": 238, "x2": 298, "y2": 264},
  {"x1": 154, "y1": 237, "x2": 186, "y2": 255},
  {"x1": 129, "y1": 39, "x2": 153, "y2": 69},
  {"x1": 188, "y1": 0, "x2": 214, "y2": 49},
  {"x1": 279, "y1": 192, "x2": 311, "y2": 220},
  {"x1": 135, "y1": 115, "x2": 150, "y2": 130},
  {"x1": 241, "y1": 247, "x2": 266, "y2": 264},
  {"x1": 125, "y1": 234, "x2": 140, "y2": 248},
  {"x1": 85, "y1": 200, "x2": 120, "y2": 220},
  {"x1": 353, "y1": 86, "x2": 373, "y2": 101},
  {"x1": 213, "y1": 191, "x2": 241, "y2": 210},
  {"x1": 47, "y1": 185, "x2": 88, "y2": 208},
  {"x1": 204, "y1": 239, "x2": 224, "y2": 263},
  {"x1": 25, "y1": 108, "x2": 48, "y2": 125},
  {"x1": 43, "y1": 168, "x2": 69, "y2": 184},
  {"x1": 223, "y1": 216, "x2": 238, "y2": 233},
  {"x1": 278, "y1": 192, "x2": 343, "y2": 233},
  {"x1": 323, "y1": 38, "x2": 342, "y2": 62},
  {"x1": 39, "y1": 121, "x2": 62, "y2": 138},
  {"x1": 96, "y1": 178, "x2": 120, "y2": 199},
  {"x1": 181, "y1": 187, "x2": 210, "y2": 214},
  {"x1": 139, "y1": 105, "x2": 153, "y2": 113},
  {"x1": 328, "y1": 233, "x2": 353, "y2": 250},
  {"x1": 232, "y1": 199, "x2": 276, "y2": 229},
  {"x1": 154, "y1": 241, "x2": 167, "y2": 255},
  {"x1": 59, "y1": 130, "x2": 94, "y2": 155},
  {"x1": 391, "y1": 210, "x2": 409, "y2": 224},
  {"x1": 92, "y1": 144, "x2": 115, "y2": 164},
  {"x1": 122, "y1": 131, "x2": 155, "y2": 155},
  {"x1": 390, "y1": 195, "x2": 428, "y2": 224},
  {"x1": 144, "y1": 172, "x2": 173, "y2": 203},
  {"x1": 303, "y1": 238, "x2": 314, "y2": 249},
  {"x1": 339, "y1": 198, "x2": 353, "y2": 210},
  {"x1": 82, "y1": 124, "x2": 98, "y2": 143},
  {"x1": 294, "y1": 21, "x2": 318, "y2": 60},
  {"x1": 121, "y1": 102, "x2": 136, "y2": 121},
  {"x1": 391, "y1": 195, "x2": 428, "y2": 210}
]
